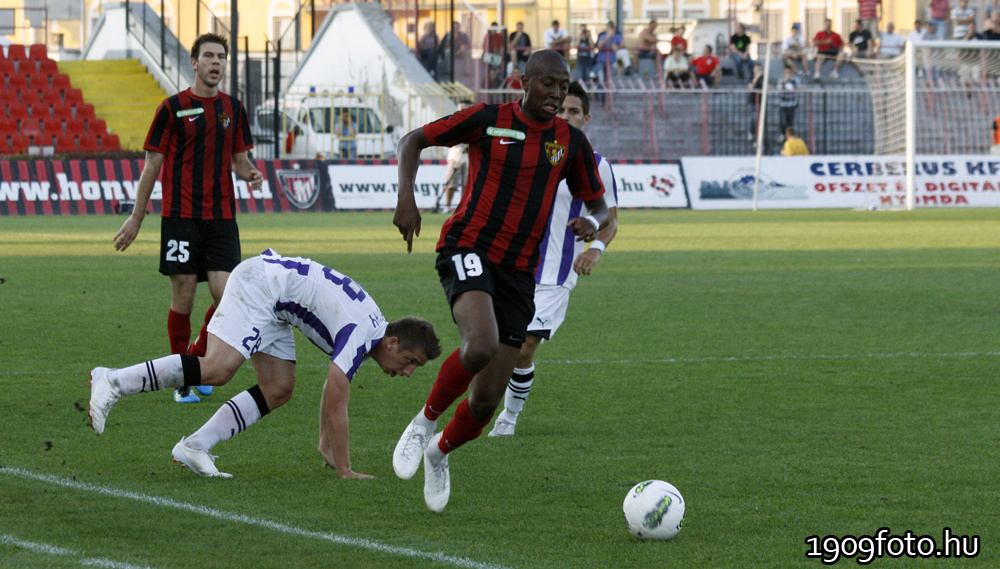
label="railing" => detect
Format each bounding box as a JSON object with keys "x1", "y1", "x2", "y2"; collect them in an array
[{"x1": 123, "y1": 0, "x2": 194, "y2": 93}]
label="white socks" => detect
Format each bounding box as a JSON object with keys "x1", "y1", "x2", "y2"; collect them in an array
[
  {"x1": 185, "y1": 388, "x2": 265, "y2": 453},
  {"x1": 501, "y1": 365, "x2": 535, "y2": 421},
  {"x1": 113, "y1": 354, "x2": 192, "y2": 396}
]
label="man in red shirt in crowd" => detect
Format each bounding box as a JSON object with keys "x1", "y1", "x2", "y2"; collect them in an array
[
  {"x1": 858, "y1": 0, "x2": 882, "y2": 38},
  {"x1": 113, "y1": 33, "x2": 263, "y2": 403},
  {"x1": 812, "y1": 18, "x2": 847, "y2": 80},
  {"x1": 392, "y1": 50, "x2": 609, "y2": 513},
  {"x1": 691, "y1": 45, "x2": 721, "y2": 87}
]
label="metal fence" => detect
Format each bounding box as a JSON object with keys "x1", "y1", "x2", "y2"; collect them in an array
[{"x1": 481, "y1": 85, "x2": 885, "y2": 159}]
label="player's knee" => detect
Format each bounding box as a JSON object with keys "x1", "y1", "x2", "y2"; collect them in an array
[{"x1": 460, "y1": 339, "x2": 497, "y2": 372}]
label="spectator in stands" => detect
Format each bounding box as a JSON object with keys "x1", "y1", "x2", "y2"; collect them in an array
[
  {"x1": 544, "y1": 20, "x2": 572, "y2": 58},
  {"x1": 850, "y1": 18, "x2": 875, "y2": 59},
  {"x1": 983, "y1": 11, "x2": 1000, "y2": 39},
  {"x1": 783, "y1": 23, "x2": 810, "y2": 76},
  {"x1": 503, "y1": 66, "x2": 522, "y2": 90},
  {"x1": 418, "y1": 22, "x2": 439, "y2": 78},
  {"x1": 926, "y1": 21, "x2": 939, "y2": 40},
  {"x1": 858, "y1": 0, "x2": 881, "y2": 39},
  {"x1": 508, "y1": 22, "x2": 532, "y2": 75},
  {"x1": 663, "y1": 46, "x2": 691, "y2": 87},
  {"x1": 438, "y1": 21, "x2": 471, "y2": 83},
  {"x1": 778, "y1": 65, "x2": 801, "y2": 136},
  {"x1": 987, "y1": 0, "x2": 1000, "y2": 20},
  {"x1": 951, "y1": 0, "x2": 975, "y2": 40},
  {"x1": 637, "y1": 19, "x2": 660, "y2": 80},
  {"x1": 907, "y1": 20, "x2": 927, "y2": 44},
  {"x1": 878, "y1": 22, "x2": 906, "y2": 57},
  {"x1": 594, "y1": 21, "x2": 623, "y2": 84},
  {"x1": 729, "y1": 23, "x2": 753, "y2": 79},
  {"x1": 573, "y1": 24, "x2": 595, "y2": 82},
  {"x1": 671, "y1": 26, "x2": 688, "y2": 55},
  {"x1": 692, "y1": 44, "x2": 721, "y2": 87},
  {"x1": 813, "y1": 18, "x2": 847, "y2": 80},
  {"x1": 929, "y1": 0, "x2": 950, "y2": 40},
  {"x1": 483, "y1": 22, "x2": 505, "y2": 88},
  {"x1": 747, "y1": 63, "x2": 765, "y2": 141},
  {"x1": 781, "y1": 127, "x2": 810, "y2": 155}
]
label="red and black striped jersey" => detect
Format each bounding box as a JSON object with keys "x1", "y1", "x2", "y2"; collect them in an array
[
  {"x1": 425, "y1": 101, "x2": 605, "y2": 273},
  {"x1": 144, "y1": 89, "x2": 253, "y2": 220}
]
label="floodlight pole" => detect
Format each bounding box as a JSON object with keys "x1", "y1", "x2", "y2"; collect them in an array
[
  {"x1": 904, "y1": 39, "x2": 916, "y2": 211},
  {"x1": 752, "y1": 41, "x2": 772, "y2": 211}
]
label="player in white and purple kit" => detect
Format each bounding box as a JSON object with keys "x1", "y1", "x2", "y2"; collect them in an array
[
  {"x1": 488, "y1": 81, "x2": 619, "y2": 436},
  {"x1": 88, "y1": 249, "x2": 441, "y2": 478}
]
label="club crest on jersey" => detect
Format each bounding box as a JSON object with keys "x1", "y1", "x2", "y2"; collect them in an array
[
  {"x1": 217, "y1": 112, "x2": 232, "y2": 129},
  {"x1": 276, "y1": 169, "x2": 321, "y2": 209},
  {"x1": 544, "y1": 142, "x2": 565, "y2": 166}
]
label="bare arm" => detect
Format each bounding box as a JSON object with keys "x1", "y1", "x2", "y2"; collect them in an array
[
  {"x1": 318, "y1": 363, "x2": 372, "y2": 479},
  {"x1": 231, "y1": 151, "x2": 264, "y2": 190},
  {"x1": 113, "y1": 150, "x2": 164, "y2": 251},
  {"x1": 573, "y1": 206, "x2": 618, "y2": 276},
  {"x1": 393, "y1": 128, "x2": 434, "y2": 252},
  {"x1": 566, "y1": 195, "x2": 609, "y2": 242}
]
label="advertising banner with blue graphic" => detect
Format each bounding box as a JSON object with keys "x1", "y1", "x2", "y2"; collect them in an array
[{"x1": 682, "y1": 156, "x2": 1000, "y2": 209}]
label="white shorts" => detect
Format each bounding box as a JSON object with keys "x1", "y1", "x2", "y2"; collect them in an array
[
  {"x1": 526, "y1": 283, "x2": 571, "y2": 340},
  {"x1": 207, "y1": 257, "x2": 297, "y2": 362}
]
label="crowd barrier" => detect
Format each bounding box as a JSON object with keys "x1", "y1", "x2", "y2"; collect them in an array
[{"x1": 2, "y1": 156, "x2": 998, "y2": 215}]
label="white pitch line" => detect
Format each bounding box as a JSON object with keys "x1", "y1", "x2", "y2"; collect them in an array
[
  {"x1": 1, "y1": 468, "x2": 513, "y2": 569},
  {"x1": 0, "y1": 534, "x2": 156, "y2": 569}
]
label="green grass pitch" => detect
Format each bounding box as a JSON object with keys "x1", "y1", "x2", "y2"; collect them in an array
[{"x1": 0, "y1": 209, "x2": 997, "y2": 568}]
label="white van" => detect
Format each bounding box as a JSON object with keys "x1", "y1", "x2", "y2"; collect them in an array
[{"x1": 253, "y1": 96, "x2": 399, "y2": 159}]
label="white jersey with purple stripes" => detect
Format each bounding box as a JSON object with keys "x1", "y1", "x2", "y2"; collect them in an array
[
  {"x1": 235, "y1": 249, "x2": 387, "y2": 380},
  {"x1": 534, "y1": 152, "x2": 618, "y2": 290}
]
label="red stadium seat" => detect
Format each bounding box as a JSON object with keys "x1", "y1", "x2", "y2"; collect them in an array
[
  {"x1": 87, "y1": 117, "x2": 107, "y2": 135},
  {"x1": 50, "y1": 73, "x2": 71, "y2": 93},
  {"x1": 7, "y1": 45, "x2": 27, "y2": 60},
  {"x1": 9, "y1": 133, "x2": 29, "y2": 153},
  {"x1": 55, "y1": 132, "x2": 77, "y2": 153},
  {"x1": 78, "y1": 132, "x2": 100, "y2": 152},
  {"x1": 27, "y1": 103, "x2": 50, "y2": 121},
  {"x1": 28, "y1": 44, "x2": 47, "y2": 61},
  {"x1": 0, "y1": 91, "x2": 15, "y2": 116},
  {"x1": 65, "y1": 117, "x2": 86, "y2": 137},
  {"x1": 19, "y1": 118, "x2": 43, "y2": 144},
  {"x1": 74, "y1": 103, "x2": 95, "y2": 121},
  {"x1": 0, "y1": 117, "x2": 17, "y2": 135},
  {"x1": 50, "y1": 104, "x2": 73, "y2": 130},
  {"x1": 100, "y1": 132, "x2": 121, "y2": 151},
  {"x1": 64, "y1": 87, "x2": 84, "y2": 106},
  {"x1": 7, "y1": 104, "x2": 28, "y2": 122},
  {"x1": 7, "y1": 73, "x2": 28, "y2": 93},
  {"x1": 40, "y1": 87, "x2": 62, "y2": 107},
  {"x1": 0, "y1": 59, "x2": 14, "y2": 77}
]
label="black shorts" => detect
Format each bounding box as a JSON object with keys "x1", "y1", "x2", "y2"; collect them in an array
[
  {"x1": 436, "y1": 247, "x2": 535, "y2": 348},
  {"x1": 159, "y1": 217, "x2": 241, "y2": 280}
]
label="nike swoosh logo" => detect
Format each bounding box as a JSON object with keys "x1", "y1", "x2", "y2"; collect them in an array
[
  {"x1": 499, "y1": 139, "x2": 519, "y2": 145},
  {"x1": 188, "y1": 117, "x2": 199, "y2": 122}
]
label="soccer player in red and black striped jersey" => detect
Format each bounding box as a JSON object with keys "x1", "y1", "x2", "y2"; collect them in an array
[
  {"x1": 392, "y1": 50, "x2": 610, "y2": 512},
  {"x1": 112, "y1": 33, "x2": 263, "y2": 403}
]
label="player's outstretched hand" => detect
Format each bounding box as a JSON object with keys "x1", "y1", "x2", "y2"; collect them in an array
[
  {"x1": 113, "y1": 215, "x2": 143, "y2": 252},
  {"x1": 573, "y1": 249, "x2": 602, "y2": 276},
  {"x1": 393, "y1": 198, "x2": 422, "y2": 253},
  {"x1": 566, "y1": 216, "x2": 598, "y2": 243}
]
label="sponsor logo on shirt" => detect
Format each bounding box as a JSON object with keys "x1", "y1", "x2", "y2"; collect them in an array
[
  {"x1": 486, "y1": 126, "x2": 525, "y2": 140},
  {"x1": 176, "y1": 108, "x2": 204, "y2": 118}
]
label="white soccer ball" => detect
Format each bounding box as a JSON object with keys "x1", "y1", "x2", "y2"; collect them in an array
[{"x1": 622, "y1": 480, "x2": 685, "y2": 540}]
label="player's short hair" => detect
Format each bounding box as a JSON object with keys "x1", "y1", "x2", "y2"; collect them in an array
[
  {"x1": 785, "y1": 126, "x2": 797, "y2": 136},
  {"x1": 567, "y1": 81, "x2": 590, "y2": 116},
  {"x1": 192, "y1": 33, "x2": 229, "y2": 60},
  {"x1": 704, "y1": 45, "x2": 713, "y2": 54},
  {"x1": 386, "y1": 316, "x2": 442, "y2": 360},
  {"x1": 460, "y1": 98, "x2": 474, "y2": 106},
  {"x1": 552, "y1": 20, "x2": 560, "y2": 26}
]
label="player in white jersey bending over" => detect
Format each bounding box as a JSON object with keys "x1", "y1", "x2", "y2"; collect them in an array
[
  {"x1": 88, "y1": 249, "x2": 442, "y2": 478},
  {"x1": 489, "y1": 81, "x2": 619, "y2": 437}
]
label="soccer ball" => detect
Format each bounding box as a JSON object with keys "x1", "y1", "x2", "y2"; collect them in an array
[{"x1": 622, "y1": 480, "x2": 685, "y2": 540}]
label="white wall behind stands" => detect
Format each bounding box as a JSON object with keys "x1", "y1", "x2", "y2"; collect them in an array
[{"x1": 682, "y1": 156, "x2": 1000, "y2": 209}]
